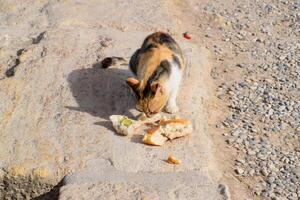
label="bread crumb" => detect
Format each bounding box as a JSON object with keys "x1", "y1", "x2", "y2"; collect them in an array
[{"x1": 167, "y1": 155, "x2": 181, "y2": 164}]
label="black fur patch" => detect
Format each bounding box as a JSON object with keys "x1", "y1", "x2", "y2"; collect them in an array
[
  {"x1": 149, "y1": 60, "x2": 171, "y2": 83},
  {"x1": 141, "y1": 32, "x2": 181, "y2": 55},
  {"x1": 141, "y1": 43, "x2": 158, "y2": 52},
  {"x1": 158, "y1": 33, "x2": 176, "y2": 45},
  {"x1": 129, "y1": 49, "x2": 141, "y2": 75},
  {"x1": 172, "y1": 54, "x2": 182, "y2": 69},
  {"x1": 130, "y1": 44, "x2": 159, "y2": 75},
  {"x1": 158, "y1": 33, "x2": 181, "y2": 54},
  {"x1": 143, "y1": 60, "x2": 171, "y2": 97}
]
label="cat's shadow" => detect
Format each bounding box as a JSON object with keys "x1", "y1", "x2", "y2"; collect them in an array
[{"x1": 66, "y1": 65, "x2": 136, "y2": 121}]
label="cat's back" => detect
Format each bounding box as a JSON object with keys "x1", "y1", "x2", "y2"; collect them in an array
[
  {"x1": 141, "y1": 32, "x2": 184, "y2": 61},
  {"x1": 130, "y1": 32, "x2": 185, "y2": 80}
]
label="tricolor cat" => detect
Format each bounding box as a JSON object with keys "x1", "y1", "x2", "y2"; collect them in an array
[{"x1": 102, "y1": 32, "x2": 185, "y2": 117}]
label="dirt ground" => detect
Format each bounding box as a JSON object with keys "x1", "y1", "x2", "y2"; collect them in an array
[{"x1": 0, "y1": 0, "x2": 298, "y2": 200}]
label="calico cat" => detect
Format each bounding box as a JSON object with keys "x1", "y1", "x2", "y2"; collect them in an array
[{"x1": 102, "y1": 32, "x2": 185, "y2": 117}]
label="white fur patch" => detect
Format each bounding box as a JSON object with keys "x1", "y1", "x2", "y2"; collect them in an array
[{"x1": 166, "y1": 62, "x2": 182, "y2": 93}]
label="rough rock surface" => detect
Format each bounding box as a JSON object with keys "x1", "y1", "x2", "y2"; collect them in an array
[
  {"x1": 204, "y1": 0, "x2": 300, "y2": 199},
  {"x1": 60, "y1": 159, "x2": 221, "y2": 200},
  {"x1": 0, "y1": 0, "x2": 225, "y2": 199},
  {"x1": 2, "y1": 0, "x2": 298, "y2": 199}
]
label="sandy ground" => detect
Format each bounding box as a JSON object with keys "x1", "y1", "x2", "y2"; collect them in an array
[{"x1": 0, "y1": 0, "x2": 243, "y2": 199}]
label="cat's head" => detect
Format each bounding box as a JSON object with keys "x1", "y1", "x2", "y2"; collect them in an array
[{"x1": 126, "y1": 77, "x2": 168, "y2": 117}]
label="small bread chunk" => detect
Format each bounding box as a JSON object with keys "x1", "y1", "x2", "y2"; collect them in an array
[
  {"x1": 109, "y1": 115, "x2": 137, "y2": 136},
  {"x1": 167, "y1": 155, "x2": 181, "y2": 164},
  {"x1": 159, "y1": 119, "x2": 193, "y2": 140},
  {"x1": 142, "y1": 126, "x2": 168, "y2": 146}
]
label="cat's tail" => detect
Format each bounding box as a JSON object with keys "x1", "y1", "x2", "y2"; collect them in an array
[{"x1": 100, "y1": 57, "x2": 129, "y2": 68}]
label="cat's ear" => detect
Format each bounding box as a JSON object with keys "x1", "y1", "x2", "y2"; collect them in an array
[
  {"x1": 150, "y1": 82, "x2": 163, "y2": 95},
  {"x1": 126, "y1": 77, "x2": 140, "y2": 94}
]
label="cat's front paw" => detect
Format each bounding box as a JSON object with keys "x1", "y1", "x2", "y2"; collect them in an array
[{"x1": 164, "y1": 104, "x2": 179, "y2": 114}]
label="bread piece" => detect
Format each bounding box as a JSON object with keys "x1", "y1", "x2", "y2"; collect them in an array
[
  {"x1": 167, "y1": 155, "x2": 181, "y2": 164},
  {"x1": 110, "y1": 114, "x2": 193, "y2": 146},
  {"x1": 109, "y1": 115, "x2": 137, "y2": 136},
  {"x1": 142, "y1": 126, "x2": 168, "y2": 146},
  {"x1": 159, "y1": 119, "x2": 193, "y2": 140}
]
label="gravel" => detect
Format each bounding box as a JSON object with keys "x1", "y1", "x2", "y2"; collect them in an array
[{"x1": 204, "y1": 0, "x2": 299, "y2": 199}]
